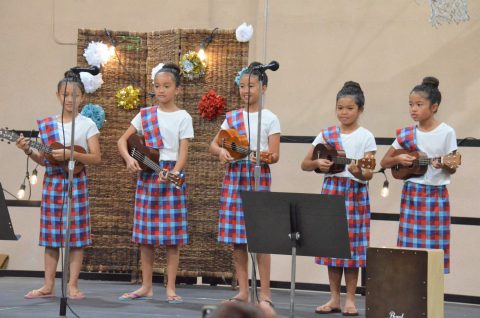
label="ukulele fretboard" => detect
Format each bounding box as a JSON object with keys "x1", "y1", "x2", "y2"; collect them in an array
[{"x1": 29, "y1": 140, "x2": 51, "y2": 154}]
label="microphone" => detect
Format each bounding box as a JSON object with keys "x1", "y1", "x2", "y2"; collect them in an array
[
  {"x1": 252, "y1": 61, "x2": 279, "y2": 72},
  {"x1": 70, "y1": 66, "x2": 100, "y2": 75}
]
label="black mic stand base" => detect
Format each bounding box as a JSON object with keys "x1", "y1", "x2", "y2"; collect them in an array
[{"x1": 59, "y1": 297, "x2": 67, "y2": 316}]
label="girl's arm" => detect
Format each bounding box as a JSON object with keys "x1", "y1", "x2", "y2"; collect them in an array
[
  {"x1": 117, "y1": 125, "x2": 142, "y2": 172},
  {"x1": 300, "y1": 145, "x2": 333, "y2": 172},
  {"x1": 15, "y1": 134, "x2": 45, "y2": 166},
  {"x1": 348, "y1": 151, "x2": 376, "y2": 181},
  {"x1": 380, "y1": 146, "x2": 415, "y2": 169},
  {"x1": 173, "y1": 139, "x2": 189, "y2": 173},
  {"x1": 209, "y1": 130, "x2": 234, "y2": 164},
  {"x1": 267, "y1": 133, "x2": 280, "y2": 164}
]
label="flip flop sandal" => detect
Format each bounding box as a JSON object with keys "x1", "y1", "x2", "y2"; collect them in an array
[
  {"x1": 24, "y1": 290, "x2": 55, "y2": 299},
  {"x1": 315, "y1": 305, "x2": 342, "y2": 314},
  {"x1": 118, "y1": 292, "x2": 152, "y2": 301}
]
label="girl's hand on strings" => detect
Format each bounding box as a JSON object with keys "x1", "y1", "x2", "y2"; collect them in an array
[
  {"x1": 219, "y1": 148, "x2": 233, "y2": 164},
  {"x1": 396, "y1": 153, "x2": 416, "y2": 167},
  {"x1": 125, "y1": 157, "x2": 142, "y2": 173},
  {"x1": 316, "y1": 159, "x2": 333, "y2": 173},
  {"x1": 51, "y1": 148, "x2": 71, "y2": 161}
]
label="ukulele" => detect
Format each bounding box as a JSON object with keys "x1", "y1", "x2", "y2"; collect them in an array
[
  {"x1": 218, "y1": 129, "x2": 274, "y2": 164},
  {"x1": 0, "y1": 128, "x2": 86, "y2": 174},
  {"x1": 390, "y1": 149, "x2": 461, "y2": 180},
  {"x1": 311, "y1": 143, "x2": 376, "y2": 174},
  {"x1": 126, "y1": 134, "x2": 185, "y2": 189}
]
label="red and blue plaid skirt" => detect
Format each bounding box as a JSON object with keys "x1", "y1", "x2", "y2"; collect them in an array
[
  {"x1": 315, "y1": 177, "x2": 370, "y2": 268},
  {"x1": 40, "y1": 169, "x2": 91, "y2": 248},
  {"x1": 398, "y1": 181, "x2": 450, "y2": 273},
  {"x1": 132, "y1": 161, "x2": 188, "y2": 246},
  {"x1": 218, "y1": 160, "x2": 271, "y2": 244}
]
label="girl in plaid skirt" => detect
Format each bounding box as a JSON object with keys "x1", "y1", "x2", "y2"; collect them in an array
[
  {"x1": 301, "y1": 81, "x2": 376, "y2": 316},
  {"x1": 381, "y1": 77, "x2": 457, "y2": 274},
  {"x1": 16, "y1": 71, "x2": 101, "y2": 300},
  {"x1": 209, "y1": 62, "x2": 281, "y2": 306},
  {"x1": 118, "y1": 63, "x2": 193, "y2": 303}
]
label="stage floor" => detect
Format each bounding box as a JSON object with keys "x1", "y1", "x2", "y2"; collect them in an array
[{"x1": 0, "y1": 277, "x2": 478, "y2": 317}]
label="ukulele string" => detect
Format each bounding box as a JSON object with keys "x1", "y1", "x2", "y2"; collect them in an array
[{"x1": 130, "y1": 150, "x2": 180, "y2": 186}]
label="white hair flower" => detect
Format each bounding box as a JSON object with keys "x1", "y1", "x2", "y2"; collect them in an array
[
  {"x1": 80, "y1": 72, "x2": 104, "y2": 93},
  {"x1": 151, "y1": 63, "x2": 165, "y2": 81},
  {"x1": 83, "y1": 41, "x2": 113, "y2": 67},
  {"x1": 236, "y1": 22, "x2": 253, "y2": 42}
]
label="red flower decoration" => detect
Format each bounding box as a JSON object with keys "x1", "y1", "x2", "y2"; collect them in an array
[{"x1": 198, "y1": 89, "x2": 226, "y2": 120}]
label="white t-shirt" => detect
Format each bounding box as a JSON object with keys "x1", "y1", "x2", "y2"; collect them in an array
[
  {"x1": 312, "y1": 126, "x2": 377, "y2": 183},
  {"x1": 220, "y1": 109, "x2": 281, "y2": 153},
  {"x1": 392, "y1": 122, "x2": 457, "y2": 185},
  {"x1": 131, "y1": 109, "x2": 194, "y2": 161},
  {"x1": 55, "y1": 114, "x2": 99, "y2": 152}
]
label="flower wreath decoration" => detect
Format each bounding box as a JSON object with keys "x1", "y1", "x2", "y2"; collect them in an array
[
  {"x1": 234, "y1": 66, "x2": 249, "y2": 86},
  {"x1": 83, "y1": 41, "x2": 114, "y2": 67},
  {"x1": 81, "y1": 103, "x2": 106, "y2": 129},
  {"x1": 235, "y1": 22, "x2": 253, "y2": 42},
  {"x1": 79, "y1": 72, "x2": 104, "y2": 94},
  {"x1": 180, "y1": 51, "x2": 206, "y2": 80},
  {"x1": 198, "y1": 89, "x2": 226, "y2": 120},
  {"x1": 115, "y1": 85, "x2": 141, "y2": 111}
]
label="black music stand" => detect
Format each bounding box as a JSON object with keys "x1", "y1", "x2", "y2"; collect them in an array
[
  {"x1": 240, "y1": 191, "x2": 351, "y2": 318},
  {"x1": 0, "y1": 183, "x2": 20, "y2": 240}
]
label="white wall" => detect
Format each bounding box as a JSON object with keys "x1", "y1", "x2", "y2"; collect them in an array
[{"x1": 1, "y1": 0, "x2": 479, "y2": 297}]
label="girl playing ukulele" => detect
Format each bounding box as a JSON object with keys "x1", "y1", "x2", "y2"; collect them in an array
[
  {"x1": 209, "y1": 62, "x2": 280, "y2": 306},
  {"x1": 117, "y1": 63, "x2": 193, "y2": 303},
  {"x1": 16, "y1": 71, "x2": 101, "y2": 300},
  {"x1": 380, "y1": 76, "x2": 457, "y2": 274},
  {"x1": 301, "y1": 81, "x2": 376, "y2": 316}
]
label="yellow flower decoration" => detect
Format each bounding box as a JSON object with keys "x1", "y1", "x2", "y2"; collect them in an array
[
  {"x1": 116, "y1": 85, "x2": 141, "y2": 110},
  {"x1": 180, "y1": 51, "x2": 206, "y2": 80}
]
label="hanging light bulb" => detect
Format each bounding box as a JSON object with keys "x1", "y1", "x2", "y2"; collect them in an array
[
  {"x1": 17, "y1": 183, "x2": 26, "y2": 199},
  {"x1": 197, "y1": 28, "x2": 218, "y2": 64},
  {"x1": 30, "y1": 168, "x2": 38, "y2": 185},
  {"x1": 197, "y1": 47, "x2": 207, "y2": 62},
  {"x1": 381, "y1": 179, "x2": 389, "y2": 198}
]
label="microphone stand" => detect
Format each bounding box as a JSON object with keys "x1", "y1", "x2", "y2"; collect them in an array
[
  {"x1": 59, "y1": 77, "x2": 78, "y2": 316},
  {"x1": 250, "y1": 70, "x2": 267, "y2": 304}
]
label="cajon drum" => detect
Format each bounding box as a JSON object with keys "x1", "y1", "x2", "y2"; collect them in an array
[{"x1": 366, "y1": 247, "x2": 444, "y2": 318}]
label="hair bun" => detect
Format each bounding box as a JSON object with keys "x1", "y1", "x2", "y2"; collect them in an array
[
  {"x1": 422, "y1": 76, "x2": 439, "y2": 88},
  {"x1": 343, "y1": 81, "x2": 362, "y2": 91},
  {"x1": 63, "y1": 70, "x2": 81, "y2": 82}
]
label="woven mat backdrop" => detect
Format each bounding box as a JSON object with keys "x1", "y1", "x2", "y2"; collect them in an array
[{"x1": 77, "y1": 29, "x2": 248, "y2": 280}]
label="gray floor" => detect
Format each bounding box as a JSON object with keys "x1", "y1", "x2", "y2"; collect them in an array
[{"x1": 0, "y1": 277, "x2": 478, "y2": 317}]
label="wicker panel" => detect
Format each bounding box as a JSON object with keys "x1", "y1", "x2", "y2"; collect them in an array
[
  {"x1": 77, "y1": 29, "x2": 148, "y2": 273},
  {"x1": 77, "y1": 28, "x2": 248, "y2": 280}
]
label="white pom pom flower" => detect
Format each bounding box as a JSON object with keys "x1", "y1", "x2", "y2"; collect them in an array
[
  {"x1": 236, "y1": 22, "x2": 253, "y2": 42},
  {"x1": 80, "y1": 72, "x2": 104, "y2": 94},
  {"x1": 151, "y1": 63, "x2": 165, "y2": 82},
  {"x1": 83, "y1": 41, "x2": 113, "y2": 67}
]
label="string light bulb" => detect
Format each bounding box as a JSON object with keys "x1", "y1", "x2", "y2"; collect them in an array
[
  {"x1": 378, "y1": 168, "x2": 390, "y2": 198},
  {"x1": 381, "y1": 179, "x2": 390, "y2": 198},
  {"x1": 197, "y1": 47, "x2": 207, "y2": 62},
  {"x1": 30, "y1": 168, "x2": 38, "y2": 185},
  {"x1": 17, "y1": 183, "x2": 26, "y2": 199},
  {"x1": 197, "y1": 27, "x2": 218, "y2": 64}
]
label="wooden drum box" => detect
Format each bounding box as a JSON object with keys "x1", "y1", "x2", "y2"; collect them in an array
[{"x1": 366, "y1": 247, "x2": 444, "y2": 318}]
